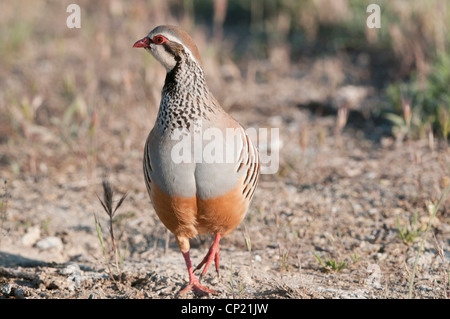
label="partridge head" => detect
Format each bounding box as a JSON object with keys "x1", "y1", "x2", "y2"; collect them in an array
[{"x1": 133, "y1": 25, "x2": 203, "y2": 72}]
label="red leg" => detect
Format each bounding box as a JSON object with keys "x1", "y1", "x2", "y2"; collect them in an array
[
  {"x1": 178, "y1": 250, "x2": 217, "y2": 296},
  {"x1": 195, "y1": 233, "x2": 221, "y2": 278}
]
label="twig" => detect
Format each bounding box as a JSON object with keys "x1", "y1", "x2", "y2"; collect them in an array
[
  {"x1": 96, "y1": 180, "x2": 128, "y2": 280},
  {"x1": 243, "y1": 225, "x2": 253, "y2": 278},
  {"x1": 403, "y1": 260, "x2": 411, "y2": 279},
  {"x1": 0, "y1": 180, "x2": 9, "y2": 240}
]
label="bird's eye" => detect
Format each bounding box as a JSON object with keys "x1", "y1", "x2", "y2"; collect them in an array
[{"x1": 153, "y1": 35, "x2": 167, "y2": 44}]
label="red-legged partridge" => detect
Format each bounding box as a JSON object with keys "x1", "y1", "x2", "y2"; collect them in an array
[{"x1": 133, "y1": 25, "x2": 260, "y2": 296}]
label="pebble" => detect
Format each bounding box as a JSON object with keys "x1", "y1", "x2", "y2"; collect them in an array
[
  {"x1": 1, "y1": 283, "x2": 25, "y2": 299},
  {"x1": 61, "y1": 263, "x2": 82, "y2": 291},
  {"x1": 2, "y1": 283, "x2": 13, "y2": 295},
  {"x1": 61, "y1": 262, "x2": 81, "y2": 275},
  {"x1": 36, "y1": 236, "x2": 63, "y2": 250},
  {"x1": 19, "y1": 226, "x2": 41, "y2": 246},
  {"x1": 418, "y1": 286, "x2": 433, "y2": 292}
]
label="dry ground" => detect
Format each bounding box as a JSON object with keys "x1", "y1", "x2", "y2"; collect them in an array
[{"x1": 1, "y1": 90, "x2": 450, "y2": 299}]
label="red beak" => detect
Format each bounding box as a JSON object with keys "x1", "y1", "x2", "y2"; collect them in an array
[{"x1": 133, "y1": 37, "x2": 151, "y2": 48}]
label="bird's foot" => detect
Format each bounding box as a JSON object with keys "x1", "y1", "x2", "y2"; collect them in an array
[
  {"x1": 178, "y1": 278, "x2": 218, "y2": 296},
  {"x1": 180, "y1": 249, "x2": 218, "y2": 297}
]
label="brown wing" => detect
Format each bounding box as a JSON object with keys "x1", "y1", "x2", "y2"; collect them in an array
[{"x1": 237, "y1": 129, "x2": 260, "y2": 202}]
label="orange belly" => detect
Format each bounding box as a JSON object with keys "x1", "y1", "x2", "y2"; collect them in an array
[{"x1": 149, "y1": 180, "x2": 248, "y2": 239}]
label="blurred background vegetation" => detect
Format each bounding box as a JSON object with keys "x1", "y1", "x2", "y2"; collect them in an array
[{"x1": 0, "y1": 0, "x2": 449, "y2": 180}]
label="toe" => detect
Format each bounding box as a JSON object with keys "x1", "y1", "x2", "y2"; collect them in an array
[{"x1": 178, "y1": 281, "x2": 217, "y2": 296}]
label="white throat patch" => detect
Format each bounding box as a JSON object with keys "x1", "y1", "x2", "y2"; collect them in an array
[{"x1": 147, "y1": 33, "x2": 199, "y2": 72}]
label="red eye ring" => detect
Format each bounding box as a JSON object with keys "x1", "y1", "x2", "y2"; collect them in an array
[{"x1": 152, "y1": 35, "x2": 167, "y2": 45}]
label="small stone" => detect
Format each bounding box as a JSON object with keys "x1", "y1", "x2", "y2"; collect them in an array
[
  {"x1": 20, "y1": 226, "x2": 41, "y2": 246},
  {"x1": 36, "y1": 236, "x2": 63, "y2": 250},
  {"x1": 13, "y1": 287, "x2": 25, "y2": 299},
  {"x1": 61, "y1": 262, "x2": 81, "y2": 275},
  {"x1": 2, "y1": 283, "x2": 13, "y2": 295}
]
